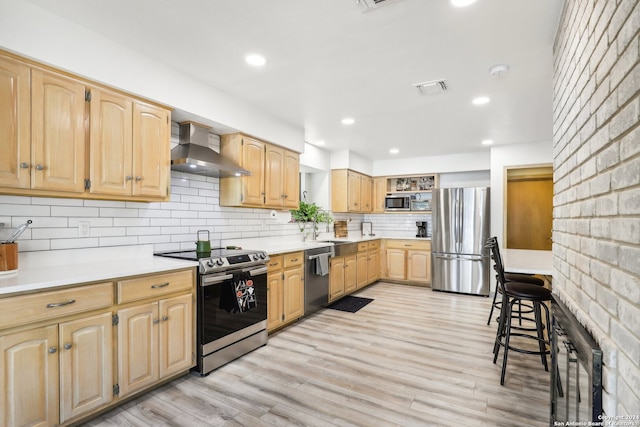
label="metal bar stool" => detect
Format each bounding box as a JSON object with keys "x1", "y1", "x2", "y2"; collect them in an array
[
  {"x1": 485, "y1": 237, "x2": 546, "y2": 326},
  {"x1": 487, "y1": 238, "x2": 552, "y2": 385}
]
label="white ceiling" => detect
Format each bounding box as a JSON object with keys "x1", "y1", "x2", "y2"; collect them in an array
[{"x1": 25, "y1": 0, "x2": 564, "y2": 161}]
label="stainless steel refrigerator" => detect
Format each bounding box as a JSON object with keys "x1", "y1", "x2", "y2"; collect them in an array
[{"x1": 431, "y1": 187, "x2": 490, "y2": 296}]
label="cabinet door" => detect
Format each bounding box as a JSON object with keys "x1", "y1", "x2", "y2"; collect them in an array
[
  {"x1": 118, "y1": 302, "x2": 159, "y2": 397},
  {"x1": 0, "y1": 325, "x2": 59, "y2": 427},
  {"x1": 282, "y1": 150, "x2": 300, "y2": 208},
  {"x1": 344, "y1": 254, "x2": 357, "y2": 293},
  {"x1": 367, "y1": 250, "x2": 380, "y2": 284},
  {"x1": 159, "y1": 294, "x2": 193, "y2": 378},
  {"x1": 386, "y1": 249, "x2": 406, "y2": 280},
  {"x1": 132, "y1": 102, "x2": 169, "y2": 198},
  {"x1": 407, "y1": 250, "x2": 430, "y2": 283},
  {"x1": 0, "y1": 55, "x2": 30, "y2": 189},
  {"x1": 31, "y1": 69, "x2": 86, "y2": 193},
  {"x1": 241, "y1": 136, "x2": 266, "y2": 205},
  {"x1": 347, "y1": 172, "x2": 361, "y2": 212},
  {"x1": 264, "y1": 145, "x2": 284, "y2": 206},
  {"x1": 283, "y1": 266, "x2": 304, "y2": 322},
  {"x1": 329, "y1": 256, "x2": 345, "y2": 301},
  {"x1": 89, "y1": 88, "x2": 133, "y2": 196},
  {"x1": 356, "y1": 252, "x2": 368, "y2": 289},
  {"x1": 267, "y1": 271, "x2": 284, "y2": 331},
  {"x1": 59, "y1": 312, "x2": 113, "y2": 423},
  {"x1": 372, "y1": 177, "x2": 386, "y2": 213},
  {"x1": 360, "y1": 176, "x2": 372, "y2": 212}
]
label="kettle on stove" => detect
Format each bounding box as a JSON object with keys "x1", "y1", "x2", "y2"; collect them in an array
[{"x1": 196, "y1": 230, "x2": 211, "y2": 253}]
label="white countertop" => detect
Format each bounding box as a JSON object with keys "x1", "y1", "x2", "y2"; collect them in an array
[
  {"x1": 0, "y1": 245, "x2": 197, "y2": 297},
  {"x1": 502, "y1": 249, "x2": 553, "y2": 275}
]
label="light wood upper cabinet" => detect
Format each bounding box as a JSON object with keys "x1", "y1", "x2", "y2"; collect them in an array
[
  {"x1": 59, "y1": 312, "x2": 113, "y2": 423},
  {"x1": 221, "y1": 133, "x2": 300, "y2": 209},
  {"x1": 89, "y1": 89, "x2": 169, "y2": 198},
  {"x1": 31, "y1": 68, "x2": 86, "y2": 193},
  {"x1": 373, "y1": 177, "x2": 387, "y2": 213},
  {"x1": 0, "y1": 49, "x2": 171, "y2": 202},
  {"x1": 0, "y1": 325, "x2": 59, "y2": 427},
  {"x1": 331, "y1": 169, "x2": 373, "y2": 213},
  {"x1": 0, "y1": 54, "x2": 30, "y2": 189}
]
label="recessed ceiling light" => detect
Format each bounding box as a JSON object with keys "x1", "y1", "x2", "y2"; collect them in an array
[
  {"x1": 472, "y1": 96, "x2": 490, "y2": 105},
  {"x1": 315, "y1": 140, "x2": 326, "y2": 146},
  {"x1": 482, "y1": 139, "x2": 493, "y2": 145},
  {"x1": 245, "y1": 53, "x2": 266, "y2": 67},
  {"x1": 389, "y1": 148, "x2": 399, "y2": 154},
  {"x1": 341, "y1": 117, "x2": 355, "y2": 125},
  {"x1": 451, "y1": 0, "x2": 477, "y2": 7}
]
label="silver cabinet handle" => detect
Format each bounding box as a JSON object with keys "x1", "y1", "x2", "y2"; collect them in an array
[
  {"x1": 162, "y1": 316, "x2": 168, "y2": 321},
  {"x1": 64, "y1": 343, "x2": 72, "y2": 350},
  {"x1": 35, "y1": 164, "x2": 44, "y2": 171},
  {"x1": 20, "y1": 162, "x2": 29, "y2": 169},
  {"x1": 151, "y1": 282, "x2": 170, "y2": 289},
  {"x1": 47, "y1": 299, "x2": 76, "y2": 308},
  {"x1": 126, "y1": 175, "x2": 133, "y2": 181},
  {"x1": 153, "y1": 319, "x2": 159, "y2": 324},
  {"x1": 49, "y1": 347, "x2": 57, "y2": 354},
  {"x1": 135, "y1": 176, "x2": 142, "y2": 181}
]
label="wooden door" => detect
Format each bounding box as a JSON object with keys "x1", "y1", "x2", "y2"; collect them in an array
[
  {"x1": 241, "y1": 136, "x2": 266, "y2": 205},
  {"x1": 360, "y1": 176, "x2": 372, "y2": 212},
  {"x1": 267, "y1": 271, "x2": 283, "y2": 331},
  {"x1": 158, "y1": 294, "x2": 193, "y2": 378},
  {"x1": 329, "y1": 256, "x2": 345, "y2": 301},
  {"x1": 0, "y1": 325, "x2": 59, "y2": 427},
  {"x1": 31, "y1": 69, "x2": 86, "y2": 193},
  {"x1": 265, "y1": 145, "x2": 284, "y2": 206},
  {"x1": 59, "y1": 312, "x2": 113, "y2": 423},
  {"x1": 344, "y1": 254, "x2": 357, "y2": 292},
  {"x1": 407, "y1": 250, "x2": 430, "y2": 283},
  {"x1": 282, "y1": 149, "x2": 300, "y2": 208},
  {"x1": 132, "y1": 102, "x2": 169, "y2": 198},
  {"x1": 348, "y1": 172, "x2": 361, "y2": 211},
  {"x1": 0, "y1": 55, "x2": 30, "y2": 189},
  {"x1": 372, "y1": 177, "x2": 386, "y2": 213},
  {"x1": 283, "y1": 267, "x2": 304, "y2": 322},
  {"x1": 506, "y1": 169, "x2": 553, "y2": 250},
  {"x1": 356, "y1": 252, "x2": 368, "y2": 289},
  {"x1": 117, "y1": 302, "x2": 159, "y2": 397},
  {"x1": 89, "y1": 88, "x2": 133, "y2": 196},
  {"x1": 367, "y1": 250, "x2": 380, "y2": 283},
  {"x1": 386, "y1": 249, "x2": 406, "y2": 280}
]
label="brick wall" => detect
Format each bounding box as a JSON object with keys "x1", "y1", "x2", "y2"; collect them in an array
[{"x1": 553, "y1": 0, "x2": 640, "y2": 415}]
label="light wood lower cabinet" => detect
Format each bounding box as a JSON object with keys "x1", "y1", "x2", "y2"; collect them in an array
[
  {"x1": 329, "y1": 254, "x2": 356, "y2": 302},
  {"x1": 267, "y1": 252, "x2": 304, "y2": 332},
  {"x1": 0, "y1": 268, "x2": 195, "y2": 427},
  {"x1": 382, "y1": 239, "x2": 431, "y2": 285}
]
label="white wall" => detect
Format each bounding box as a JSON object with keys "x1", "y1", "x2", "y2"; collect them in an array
[
  {"x1": 373, "y1": 151, "x2": 491, "y2": 176},
  {"x1": 490, "y1": 141, "x2": 553, "y2": 245},
  {"x1": 0, "y1": 0, "x2": 304, "y2": 152}
]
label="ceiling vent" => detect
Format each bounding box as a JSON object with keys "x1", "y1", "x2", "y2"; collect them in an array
[
  {"x1": 413, "y1": 79, "x2": 448, "y2": 96},
  {"x1": 356, "y1": 0, "x2": 402, "y2": 12}
]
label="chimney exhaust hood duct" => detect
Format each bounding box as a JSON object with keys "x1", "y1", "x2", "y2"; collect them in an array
[{"x1": 171, "y1": 122, "x2": 250, "y2": 177}]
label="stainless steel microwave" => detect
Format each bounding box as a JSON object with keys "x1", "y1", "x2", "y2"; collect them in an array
[
  {"x1": 410, "y1": 199, "x2": 431, "y2": 211},
  {"x1": 384, "y1": 195, "x2": 411, "y2": 211}
]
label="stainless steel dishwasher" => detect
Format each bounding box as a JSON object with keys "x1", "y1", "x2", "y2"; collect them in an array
[{"x1": 304, "y1": 246, "x2": 334, "y2": 315}]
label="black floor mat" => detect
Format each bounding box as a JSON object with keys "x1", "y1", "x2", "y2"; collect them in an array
[{"x1": 327, "y1": 296, "x2": 374, "y2": 313}]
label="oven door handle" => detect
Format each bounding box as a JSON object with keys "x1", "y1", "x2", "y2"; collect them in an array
[
  {"x1": 201, "y1": 273, "x2": 234, "y2": 286},
  {"x1": 247, "y1": 266, "x2": 268, "y2": 276}
]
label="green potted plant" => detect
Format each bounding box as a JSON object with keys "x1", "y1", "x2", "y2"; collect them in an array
[{"x1": 290, "y1": 200, "x2": 332, "y2": 241}]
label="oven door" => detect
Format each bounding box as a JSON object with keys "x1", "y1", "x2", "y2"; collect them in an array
[{"x1": 199, "y1": 265, "x2": 267, "y2": 355}]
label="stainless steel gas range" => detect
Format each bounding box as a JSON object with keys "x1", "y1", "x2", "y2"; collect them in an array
[{"x1": 155, "y1": 248, "x2": 269, "y2": 375}]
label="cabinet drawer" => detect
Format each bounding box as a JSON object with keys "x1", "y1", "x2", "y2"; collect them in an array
[
  {"x1": 386, "y1": 239, "x2": 431, "y2": 250},
  {"x1": 357, "y1": 242, "x2": 368, "y2": 252},
  {"x1": 117, "y1": 269, "x2": 193, "y2": 304},
  {"x1": 283, "y1": 251, "x2": 303, "y2": 269},
  {"x1": 368, "y1": 240, "x2": 380, "y2": 250},
  {"x1": 267, "y1": 255, "x2": 283, "y2": 272},
  {"x1": 0, "y1": 282, "x2": 113, "y2": 329}
]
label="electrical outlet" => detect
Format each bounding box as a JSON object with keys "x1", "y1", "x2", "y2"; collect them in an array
[{"x1": 78, "y1": 221, "x2": 90, "y2": 237}]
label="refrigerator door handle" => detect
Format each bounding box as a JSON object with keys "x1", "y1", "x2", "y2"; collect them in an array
[{"x1": 434, "y1": 253, "x2": 485, "y2": 261}]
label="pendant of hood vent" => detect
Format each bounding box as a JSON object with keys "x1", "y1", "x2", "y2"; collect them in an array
[{"x1": 171, "y1": 122, "x2": 251, "y2": 177}]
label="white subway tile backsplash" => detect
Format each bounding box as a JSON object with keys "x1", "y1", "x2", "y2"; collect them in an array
[
  {"x1": 113, "y1": 218, "x2": 151, "y2": 227},
  {"x1": 51, "y1": 237, "x2": 99, "y2": 250},
  {"x1": 98, "y1": 236, "x2": 139, "y2": 247},
  {"x1": 2, "y1": 204, "x2": 51, "y2": 216},
  {"x1": 32, "y1": 197, "x2": 83, "y2": 206},
  {"x1": 99, "y1": 207, "x2": 139, "y2": 218},
  {"x1": 50, "y1": 206, "x2": 98, "y2": 217}
]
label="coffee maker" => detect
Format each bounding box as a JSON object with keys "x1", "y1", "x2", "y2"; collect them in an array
[{"x1": 416, "y1": 221, "x2": 428, "y2": 238}]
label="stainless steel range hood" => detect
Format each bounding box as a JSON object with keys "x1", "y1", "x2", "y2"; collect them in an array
[{"x1": 171, "y1": 122, "x2": 250, "y2": 177}]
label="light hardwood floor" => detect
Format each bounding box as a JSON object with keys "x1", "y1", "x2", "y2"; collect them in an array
[{"x1": 84, "y1": 282, "x2": 550, "y2": 427}]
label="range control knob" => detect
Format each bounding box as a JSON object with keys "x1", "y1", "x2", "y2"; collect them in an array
[
  {"x1": 260, "y1": 253, "x2": 267, "y2": 259},
  {"x1": 206, "y1": 259, "x2": 215, "y2": 268},
  {"x1": 215, "y1": 258, "x2": 224, "y2": 266},
  {"x1": 251, "y1": 254, "x2": 259, "y2": 261}
]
